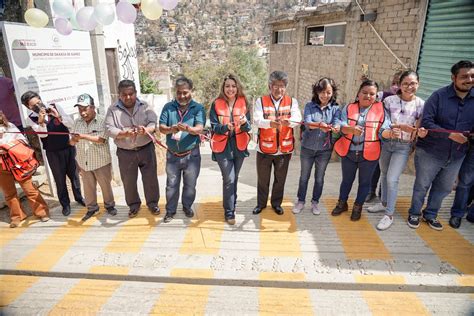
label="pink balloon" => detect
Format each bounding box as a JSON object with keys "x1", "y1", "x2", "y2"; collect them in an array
[
  {"x1": 159, "y1": 0, "x2": 178, "y2": 11},
  {"x1": 55, "y1": 17, "x2": 72, "y2": 35},
  {"x1": 116, "y1": 1, "x2": 137, "y2": 24}
]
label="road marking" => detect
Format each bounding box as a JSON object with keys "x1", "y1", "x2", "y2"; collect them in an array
[
  {"x1": 396, "y1": 197, "x2": 474, "y2": 274},
  {"x1": 0, "y1": 275, "x2": 40, "y2": 307},
  {"x1": 259, "y1": 272, "x2": 313, "y2": 315},
  {"x1": 180, "y1": 198, "x2": 225, "y2": 255},
  {"x1": 150, "y1": 269, "x2": 213, "y2": 314},
  {"x1": 323, "y1": 197, "x2": 392, "y2": 260},
  {"x1": 356, "y1": 275, "x2": 429, "y2": 315},
  {"x1": 259, "y1": 200, "x2": 301, "y2": 257}
]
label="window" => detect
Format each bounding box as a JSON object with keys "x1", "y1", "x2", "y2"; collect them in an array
[
  {"x1": 306, "y1": 23, "x2": 346, "y2": 46},
  {"x1": 273, "y1": 28, "x2": 295, "y2": 44}
]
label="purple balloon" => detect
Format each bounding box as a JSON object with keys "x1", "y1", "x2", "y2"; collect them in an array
[
  {"x1": 159, "y1": 0, "x2": 179, "y2": 11},
  {"x1": 55, "y1": 17, "x2": 72, "y2": 35},
  {"x1": 116, "y1": 1, "x2": 137, "y2": 24}
]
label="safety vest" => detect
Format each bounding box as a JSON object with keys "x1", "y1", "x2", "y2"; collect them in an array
[
  {"x1": 334, "y1": 102, "x2": 384, "y2": 161},
  {"x1": 211, "y1": 96, "x2": 250, "y2": 153},
  {"x1": 258, "y1": 95, "x2": 294, "y2": 154}
]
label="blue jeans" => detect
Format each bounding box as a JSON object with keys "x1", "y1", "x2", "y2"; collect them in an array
[
  {"x1": 409, "y1": 147, "x2": 465, "y2": 219},
  {"x1": 451, "y1": 148, "x2": 474, "y2": 218},
  {"x1": 379, "y1": 141, "x2": 411, "y2": 215},
  {"x1": 165, "y1": 147, "x2": 201, "y2": 215},
  {"x1": 217, "y1": 156, "x2": 245, "y2": 215},
  {"x1": 296, "y1": 147, "x2": 332, "y2": 203},
  {"x1": 339, "y1": 151, "x2": 378, "y2": 204}
]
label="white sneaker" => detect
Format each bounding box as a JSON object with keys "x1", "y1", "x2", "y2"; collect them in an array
[
  {"x1": 368, "y1": 203, "x2": 386, "y2": 213},
  {"x1": 376, "y1": 215, "x2": 393, "y2": 230},
  {"x1": 311, "y1": 201, "x2": 321, "y2": 215},
  {"x1": 293, "y1": 201, "x2": 304, "y2": 214}
]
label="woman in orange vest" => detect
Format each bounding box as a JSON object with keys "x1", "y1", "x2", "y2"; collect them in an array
[
  {"x1": 210, "y1": 74, "x2": 251, "y2": 225},
  {"x1": 332, "y1": 80, "x2": 394, "y2": 221},
  {"x1": 0, "y1": 111, "x2": 50, "y2": 228}
]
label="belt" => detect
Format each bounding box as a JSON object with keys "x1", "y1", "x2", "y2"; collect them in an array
[
  {"x1": 119, "y1": 142, "x2": 152, "y2": 152},
  {"x1": 168, "y1": 145, "x2": 199, "y2": 157}
]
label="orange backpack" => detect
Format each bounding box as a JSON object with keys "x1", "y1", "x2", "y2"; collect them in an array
[{"x1": 0, "y1": 139, "x2": 39, "y2": 182}]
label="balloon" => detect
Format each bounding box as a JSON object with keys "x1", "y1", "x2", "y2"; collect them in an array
[
  {"x1": 159, "y1": 0, "x2": 178, "y2": 11},
  {"x1": 54, "y1": 17, "x2": 73, "y2": 35},
  {"x1": 116, "y1": 1, "x2": 137, "y2": 24},
  {"x1": 76, "y1": 6, "x2": 97, "y2": 31},
  {"x1": 69, "y1": 14, "x2": 80, "y2": 29},
  {"x1": 52, "y1": 0, "x2": 74, "y2": 18},
  {"x1": 127, "y1": 0, "x2": 142, "y2": 3},
  {"x1": 141, "y1": 0, "x2": 162, "y2": 20},
  {"x1": 24, "y1": 8, "x2": 49, "y2": 28},
  {"x1": 94, "y1": 3, "x2": 115, "y2": 25}
]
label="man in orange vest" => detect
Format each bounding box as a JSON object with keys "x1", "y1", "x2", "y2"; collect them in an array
[{"x1": 252, "y1": 71, "x2": 302, "y2": 215}]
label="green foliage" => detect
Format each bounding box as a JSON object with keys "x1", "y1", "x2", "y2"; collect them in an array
[
  {"x1": 182, "y1": 47, "x2": 267, "y2": 109},
  {"x1": 139, "y1": 70, "x2": 162, "y2": 94}
]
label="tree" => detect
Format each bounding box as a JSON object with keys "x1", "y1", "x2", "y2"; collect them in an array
[
  {"x1": 182, "y1": 47, "x2": 267, "y2": 109},
  {"x1": 139, "y1": 70, "x2": 162, "y2": 94}
]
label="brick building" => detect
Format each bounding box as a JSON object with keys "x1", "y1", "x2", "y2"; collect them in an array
[{"x1": 267, "y1": 0, "x2": 474, "y2": 106}]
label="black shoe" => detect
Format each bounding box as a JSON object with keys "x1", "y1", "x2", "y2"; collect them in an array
[
  {"x1": 252, "y1": 206, "x2": 263, "y2": 215},
  {"x1": 331, "y1": 200, "x2": 348, "y2": 216},
  {"x1": 76, "y1": 198, "x2": 86, "y2": 207},
  {"x1": 449, "y1": 216, "x2": 462, "y2": 229},
  {"x1": 422, "y1": 217, "x2": 443, "y2": 231},
  {"x1": 163, "y1": 214, "x2": 174, "y2": 223},
  {"x1": 350, "y1": 202, "x2": 363, "y2": 221},
  {"x1": 225, "y1": 211, "x2": 236, "y2": 225},
  {"x1": 82, "y1": 209, "x2": 98, "y2": 221},
  {"x1": 365, "y1": 192, "x2": 377, "y2": 203},
  {"x1": 183, "y1": 206, "x2": 194, "y2": 218},
  {"x1": 128, "y1": 208, "x2": 139, "y2": 218},
  {"x1": 149, "y1": 206, "x2": 160, "y2": 215},
  {"x1": 106, "y1": 207, "x2": 117, "y2": 216},
  {"x1": 272, "y1": 206, "x2": 284, "y2": 215},
  {"x1": 407, "y1": 214, "x2": 420, "y2": 229},
  {"x1": 466, "y1": 214, "x2": 474, "y2": 223},
  {"x1": 62, "y1": 205, "x2": 71, "y2": 216}
]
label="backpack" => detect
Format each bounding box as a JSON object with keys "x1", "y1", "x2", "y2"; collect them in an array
[{"x1": 0, "y1": 139, "x2": 39, "y2": 182}]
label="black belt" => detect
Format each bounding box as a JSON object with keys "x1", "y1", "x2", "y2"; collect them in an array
[{"x1": 119, "y1": 142, "x2": 152, "y2": 152}]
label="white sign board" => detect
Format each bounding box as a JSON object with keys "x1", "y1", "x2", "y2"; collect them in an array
[{"x1": 2, "y1": 22, "x2": 99, "y2": 124}]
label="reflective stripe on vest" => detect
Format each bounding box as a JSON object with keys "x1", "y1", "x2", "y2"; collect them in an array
[
  {"x1": 210, "y1": 96, "x2": 250, "y2": 153},
  {"x1": 258, "y1": 95, "x2": 294, "y2": 154},
  {"x1": 334, "y1": 102, "x2": 384, "y2": 161}
]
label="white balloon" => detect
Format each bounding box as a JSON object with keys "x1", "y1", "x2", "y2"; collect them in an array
[
  {"x1": 94, "y1": 3, "x2": 115, "y2": 25},
  {"x1": 159, "y1": 0, "x2": 178, "y2": 11},
  {"x1": 76, "y1": 6, "x2": 97, "y2": 31},
  {"x1": 52, "y1": 0, "x2": 75, "y2": 18}
]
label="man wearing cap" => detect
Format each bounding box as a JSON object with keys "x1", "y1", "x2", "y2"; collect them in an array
[
  {"x1": 70, "y1": 94, "x2": 117, "y2": 221},
  {"x1": 21, "y1": 91, "x2": 85, "y2": 216},
  {"x1": 105, "y1": 79, "x2": 160, "y2": 218}
]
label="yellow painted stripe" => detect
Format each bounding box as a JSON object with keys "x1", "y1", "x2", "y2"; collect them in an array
[
  {"x1": 48, "y1": 278, "x2": 122, "y2": 315},
  {"x1": 180, "y1": 198, "x2": 225, "y2": 255},
  {"x1": 105, "y1": 206, "x2": 160, "y2": 253},
  {"x1": 457, "y1": 276, "x2": 474, "y2": 299},
  {"x1": 396, "y1": 197, "x2": 474, "y2": 274},
  {"x1": 356, "y1": 275, "x2": 429, "y2": 315},
  {"x1": 0, "y1": 217, "x2": 44, "y2": 249},
  {"x1": 0, "y1": 275, "x2": 40, "y2": 307},
  {"x1": 150, "y1": 269, "x2": 213, "y2": 315},
  {"x1": 16, "y1": 208, "x2": 96, "y2": 271},
  {"x1": 259, "y1": 272, "x2": 313, "y2": 315},
  {"x1": 259, "y1": 200, "x2": 301, "y2": 257},
  {"x1": 323, "y1": 197, "x2": 392, "y2": 260}
]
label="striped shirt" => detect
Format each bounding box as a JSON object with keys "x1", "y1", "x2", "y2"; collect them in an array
[{"x1": 72, "y1": 114, "x2": 111, "y2": 172}]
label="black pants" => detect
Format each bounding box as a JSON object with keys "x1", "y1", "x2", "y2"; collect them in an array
[
  {"x1": 256, "y1": 152, "x2": 292, "y2": 208},
  {"x1": 370, "y1": 163, "x2": 381, "y2": 194},
  {"x1": 46, "y1": 146, "x2": 83, "y2": 208},
  {"x1": 117, "y1": 142, "x2": 159, "y2": 211}
]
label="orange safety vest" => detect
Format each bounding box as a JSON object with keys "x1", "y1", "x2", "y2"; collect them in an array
[
  {"x1": 258, "y1": 95, "x2": 294, "y2": 154},
  {"x1": 210, "y1": 96, "x2": 250, "y2": 153},
  {"x1": 334, "y1": 102, "x2": 384, "y2": 161}
]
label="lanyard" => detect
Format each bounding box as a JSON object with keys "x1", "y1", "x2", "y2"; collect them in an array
[{"x1": 177, "y1": 108, "x2": 189, "y2": 123}]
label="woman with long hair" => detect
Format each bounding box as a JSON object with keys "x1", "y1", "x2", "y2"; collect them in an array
[
  {"x1": 0, "y1": 111, "x2": 49, "y2": 227},
  {"x1": 293, "y1": 77, "x2": 341, "y2": 215},
  {"x1": 368, "y1": 70, "x2": 426, "y2": 230},
  {"x1": 332, "y1": 80, "x2": 395, "y2": 221},
  {"x1": 210, "y1": 74, "x2": 251, "y2": 225}
]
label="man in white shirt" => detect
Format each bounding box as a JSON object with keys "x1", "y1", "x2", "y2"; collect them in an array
[
  {"x1": 21, "y1": 91, "x2": 85, "y2": 216},
  {"x1": 253, "y1": 71, "x2": 302, "y2": 215}
]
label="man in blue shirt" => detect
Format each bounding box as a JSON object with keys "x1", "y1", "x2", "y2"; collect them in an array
[
  {"x1": 159, "y1": 76, "x2": 206, "y2": 223},
  {"x1": 408, "y1": 60, "x2": 474, "y2": 231}
]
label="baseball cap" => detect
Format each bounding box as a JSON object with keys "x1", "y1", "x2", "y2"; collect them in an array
[{"x1": 74, "y1": 93, "x2": 94, "y2": 107}]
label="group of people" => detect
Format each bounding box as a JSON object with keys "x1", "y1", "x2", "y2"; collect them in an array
[{"x1": 0, "y1": 60, "x2": 472, "y2": 232}]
